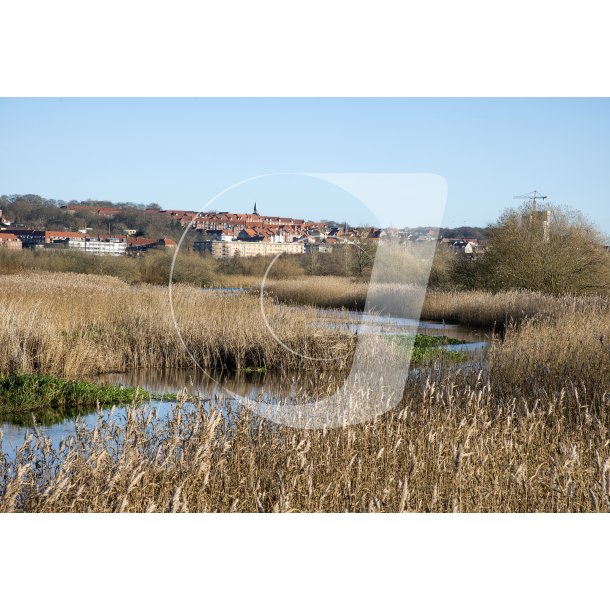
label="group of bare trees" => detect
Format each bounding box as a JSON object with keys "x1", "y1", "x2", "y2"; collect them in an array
[
  {"x1": 0, "y1": 194, "x2": 187, "y2": 242},
  {"x1": 450, "y1": 202, "x2": 610, "y2": 296}
]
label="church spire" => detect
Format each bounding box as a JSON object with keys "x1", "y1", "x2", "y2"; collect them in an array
[{"x1": 253, "y1": 201, "x2": 258, "y2": 215}]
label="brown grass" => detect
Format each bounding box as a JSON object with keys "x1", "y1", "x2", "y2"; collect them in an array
[
  {"x1": 262, "y1": 276, "x2": 369, "y2": 310},
  {"x1": 488, "y1": 308, "x2": 610, "y2": 399},
  {"x1": 2, "y1": 373, "x2": 610, "y2": 512},
  {"x1": 0, "y1": 272, "x2": 352, "y2": 376},
  {"x1": 262, "y1": 276, "x2": 610, "y2": 328}
]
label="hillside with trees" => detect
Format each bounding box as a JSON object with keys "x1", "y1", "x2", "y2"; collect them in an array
[{"x1": 0, "y1": 194, "x2": 189, "y2": 242}]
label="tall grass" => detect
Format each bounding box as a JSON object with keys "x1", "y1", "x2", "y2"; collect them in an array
[
  {"x1": 261, "y1": 276, "x2": 369, "y2": 310},
  {"x1": 0, "y1": 272, "x2": 352, "y2": 376},
  {"x1": 422, "y1": 289, "x2": 610, "y2": 329},
  {"x1": 2, "y1": 376, "x2": 610, "y2": 512},
  {"x1": 2, "y1": 272, "x2": 609, "y2": 379},
  {"x1": 262, "y1": 276, "x2": 610, "y2": 328},
  {"x1": 488, "y1": 308, "x2": 610, "y2": 400}
]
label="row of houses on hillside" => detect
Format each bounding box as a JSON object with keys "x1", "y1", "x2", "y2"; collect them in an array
[
  {"x1": 0, "y1": 229, "x2": 176, "y2": 256},
  {"x1": 190, "y1": 205, "x2": 383, "y2": 258},
  {"x1": 60, "y1": 203, "x2": 388, "y2": 243}
]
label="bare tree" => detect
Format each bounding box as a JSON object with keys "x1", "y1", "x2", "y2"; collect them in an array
[{"x1": 476, "y1": 202, "x2": 610, "y2": 295}]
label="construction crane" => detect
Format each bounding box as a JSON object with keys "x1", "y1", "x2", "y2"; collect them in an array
[{"x1": 513, "y1": 190, "x2": 548, "y2": 213}]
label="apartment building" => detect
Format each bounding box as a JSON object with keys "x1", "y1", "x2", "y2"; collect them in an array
[
  {"x1": 78, "y1": 234, "x2": 128, "y2": 256},
  {"x1": 46, "y1": 232, "x2": 128, "y2": 255},
  {"x1": 194, "y1": 240, "x2": 305, "y2": 258}
]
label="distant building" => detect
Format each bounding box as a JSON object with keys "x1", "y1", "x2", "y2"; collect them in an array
[
  {"x1": 4, "y1": 229, "x2": 48, "y2": 246},
  {"x1": 127, "y1": 237, "x2": 165, "y2": 254},
  {"x1": 3, "y1": 227, "x2": 177, "y2": 256},
  {"x1": 237, "y1": 227, "x2": 286, "y2": 243},
  {"x1": 440, "y1": 237, "x2": 483, "y2": 254},
  {"x1": 0, "y1": 233, "x2": 23, "y2": 249},
  {"x1": 126, "y1": 237, "x2": 177, "y2": 254},
  {"x1": 206, "y1": 229, "x2": 236, "y2": 242},
  {"x1": 0, "y1": 209, "x2": 11, "y2": 226},
  {"x1": 194, "y1": 240, "x2": 305, "y2": 258},
  {"x1": 304, "y1": 242, "x2": 333, "y2": 254},
  {"x1": 44, "y1": 232, "x2": 127, "y2": 255}
]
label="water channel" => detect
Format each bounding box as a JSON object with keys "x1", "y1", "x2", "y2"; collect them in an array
[{"x1": 1, "y1": 309, "x2": 489, "y2": 459}]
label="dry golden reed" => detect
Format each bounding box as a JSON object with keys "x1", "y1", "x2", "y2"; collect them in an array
[
  {"x1": 0, "y1": 272, "x2": 352, "y2": 376},
  {"x1": 263, "y1": 276, "x2": 610, "y2": 328},
  {"x1": 2, "y1": 374, "x2": 610, "y2": 513}
]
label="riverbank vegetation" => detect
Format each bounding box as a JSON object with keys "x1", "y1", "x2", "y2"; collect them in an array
[
  {"x1": 3, "y1": 285, "x2": 609, "y2": 511},
  {"x1": 0, "y1": 373, "x2": 150, "y2": 425},
  {"x1": 262, "y1": 277, "x2": 610, "y2": 329},
  {"x1": 395, "y1": 334, "x2": 469, "y2": 367},
  {"x1": 1, "y1": 268, "x2": 610, "y2": 510}
]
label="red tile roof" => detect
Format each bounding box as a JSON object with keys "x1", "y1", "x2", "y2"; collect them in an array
[{"x1": 46, "y1": 231, "x2": 86, "y2": 239}]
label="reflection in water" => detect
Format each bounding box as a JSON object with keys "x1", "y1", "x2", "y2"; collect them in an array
[
  {"x1": 97, "y1": 367, "x2": 347, "y2": 403},
  {"x1": 313, "y1": 308, "x2": 486, "y2": 343}
]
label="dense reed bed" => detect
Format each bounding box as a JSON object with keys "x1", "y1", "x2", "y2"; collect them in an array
[
  {"x1": 2, "y1": 270, "x2": 610, "y2": 512},
  {"x1": 422, "y1": 288, "x2": 610, "y2": 329},
  {"x1": 2, "y1": 271, "x2": 608, "y2": 378},
  {"x1": 3, "y1": 373, "x2": 610, "y2": 512},
  {"x1": 488, "y1": 308, "x2": 610, "y2": 400},
  {"x1": 262, "y1": 276, "x2": 610, "y2": 329},
  {"x1": 0, "y1": 272, "x2": 352, "y2": 376},
  {"x1": 261, "y1": 276, "x2": 369, "y2": 310}
]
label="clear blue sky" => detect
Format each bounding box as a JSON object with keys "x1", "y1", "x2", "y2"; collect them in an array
[{"x1": 1, "y1": 98, "x2": 609, "y2": 232}]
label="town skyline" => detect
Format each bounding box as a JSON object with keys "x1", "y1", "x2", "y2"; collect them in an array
[
  {"x1": 0, "y1": 192, "x2": 494, "y2": 233},
  {"x1": 0, "y1": 194, "x2": 487, "y2": 260}
]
